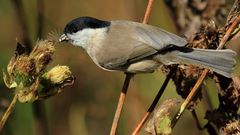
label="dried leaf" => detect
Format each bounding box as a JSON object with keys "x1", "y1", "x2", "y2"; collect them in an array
[
  {"x1": 2, "y1": 70, "x2": 12, "y2": 88},
  {"x1": 15, "y1": 42, "x2": 27, "y2": 56},
  {"x1": 7, "y1": 57, "x2": 16, "y2": 75},
  {"x1": 145, "y1": 99, "x2": 180, "y2": 135},
  {"x1": 155, "y1": 115, "x2": 172, "y2": 135}
]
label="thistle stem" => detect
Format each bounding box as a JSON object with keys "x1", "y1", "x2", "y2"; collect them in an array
[{"x1": 0, "y1": 95, "x2": 18, "y2": 133}]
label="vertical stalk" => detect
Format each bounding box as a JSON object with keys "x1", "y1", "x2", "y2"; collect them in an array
[
  {"x1": 110, "y1": 73, "x2": 133, "y2": 135},
  {"x1": 0, "y1": 95, "x2": 18, "y2": 133}
]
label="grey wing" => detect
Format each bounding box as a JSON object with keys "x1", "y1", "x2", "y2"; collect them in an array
[
  {"x1": 132, "y1": 23, "x2": 187, "y2": 50},
  {"x1": 127, "y1": 42, "x2": 158, "y2": 62},
  {"x1": 101, "y1": 41, "x2": 158, "y2": 69},
  {"x1": 126, "y1": 22, "x2": 187, "y2": 62}
]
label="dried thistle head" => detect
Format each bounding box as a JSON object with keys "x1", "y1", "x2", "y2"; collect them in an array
[
  {"x1": 38, "y1": 65, "x2": 75, "y2": 99},
  {"x1": 30, "y1": 40, "x2": 56, "y2": 73},
  {"x1": 42, "y1": 65, "x2": 74, "y2": 87},
  {"x1": 3, "y1": 37, "x2": 74, "y2": 103}
]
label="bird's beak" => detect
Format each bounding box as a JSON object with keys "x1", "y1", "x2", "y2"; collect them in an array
[{"x1": 59, "y1": 34, "x2": 70, "y2": 42}]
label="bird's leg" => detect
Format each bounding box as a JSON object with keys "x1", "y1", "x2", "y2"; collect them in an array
[{"x1": 110, "y1": 73, "x2": 133, "y2": 135}]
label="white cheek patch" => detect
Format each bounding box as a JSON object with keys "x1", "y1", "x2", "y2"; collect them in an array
[
  {"x1": 67, "y1": 29, "x2": 94, "y2": 48},
  {"x1": 67, "y1": 28, "x2": 108, "y2": 49}
]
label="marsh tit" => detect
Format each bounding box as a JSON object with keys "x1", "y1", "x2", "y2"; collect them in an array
[{"x1": 59, "y1": 16, "x2": 236, "y2": 78}]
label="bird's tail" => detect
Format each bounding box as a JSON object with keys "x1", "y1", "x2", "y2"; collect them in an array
[{"x1": 156, "y1": 48, "x2": 236, "y2": 78}]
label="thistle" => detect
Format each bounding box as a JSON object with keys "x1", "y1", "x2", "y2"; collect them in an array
[{"x1": 3, "y1": 39, "x2": 74, "y2": 103}]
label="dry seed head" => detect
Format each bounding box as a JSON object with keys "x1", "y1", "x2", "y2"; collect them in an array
[
  {"x1": 30, "y1": 40, "x2": 55, "y2": 73},
  {"x1": 30, "y1": 40, "x2": 55, "y2": 58},
  {"x1": 14, "y1": 57, "x2": 35, "y2": 76},
  {"x1": 3, "y1": 40, "x2": 74, "y2": 102},
  {"x1": 43, "y1": 65, "x2": 73, "y2": 85}
]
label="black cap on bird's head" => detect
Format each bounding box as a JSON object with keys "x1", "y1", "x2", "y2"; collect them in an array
[
  {"x1": 64, "y1": 16, "x2": 111, "y2": 34},
  {"x1": 59, "y1": 16, "x2": 110, "y2": 42}
]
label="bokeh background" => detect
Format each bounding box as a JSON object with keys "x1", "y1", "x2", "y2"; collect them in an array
[{"x1": 0, "y1": 0, "x2": 239, "y2": 135}]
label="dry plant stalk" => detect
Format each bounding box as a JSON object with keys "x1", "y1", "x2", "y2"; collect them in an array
[
  {"x1": 110, "y1": 0, "x2": 155, "y2": 135},
  {"x1": 1, "y1": 37, "x2": 75, "y2": 132}
]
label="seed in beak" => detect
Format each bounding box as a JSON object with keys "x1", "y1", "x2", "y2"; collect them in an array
[{"x1": 59, "y1": 34, "x2": 70, "y2": 42}]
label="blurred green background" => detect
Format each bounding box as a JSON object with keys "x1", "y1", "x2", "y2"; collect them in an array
[{"x1": 0, "y1": 0, "x2": 239, "y2": 135}]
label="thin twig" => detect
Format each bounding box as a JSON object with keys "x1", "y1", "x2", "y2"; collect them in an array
[
  {"x1": 132, "y1": 66, "x2": 176, "y2": 135},
  {"x1": 171, "y1": 15, "x2": 240, "y2": 129},
  {"x1": 110, "y1": 0, "x2": 155, "y2": 134},
  {"x1": 142, "y1": 0, "x2": 155, "y2": 24},
  {"x1": 218, "y1": 15, "x2": 240, "y2": 49},
  {"x1": 171, "y1": 69, "x2": 208, "y2": 128},
  {"x1": 0, "y1": 95, "x2": 18, "y2": 133},
  {"x1": 110, "y1": 73, "x2": 133, "y2": 135}
]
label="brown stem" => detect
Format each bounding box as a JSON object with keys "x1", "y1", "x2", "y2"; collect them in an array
[
  {"x1": 0, "y1": 95, "x2": 18, "y2": 133},
  {"x1": 218, "y1": 15, "x2": 240, "y2": 49},
  {"x1": 171, "y1": 69, "x2": 209, "y2": 128},
  {"x1": 132, "y1": 66, "x2": 176, "y2": 134},
  {"x1": 110, "y1": 0, "x2": 155, "y2": 134},
  {"x1": 142, "y1": 0, "x2": 155, "y2": 24},
  {"x1": 110, "y1": 73, "x2": 133, "y2": 135},
  {"x1": 171, "y1": 15, "x2": 240, "y2": 129}
]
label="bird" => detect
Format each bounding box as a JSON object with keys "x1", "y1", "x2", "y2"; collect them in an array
[{"x1": 59, "y1": 16, "x2": 236, "y2": 78}]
